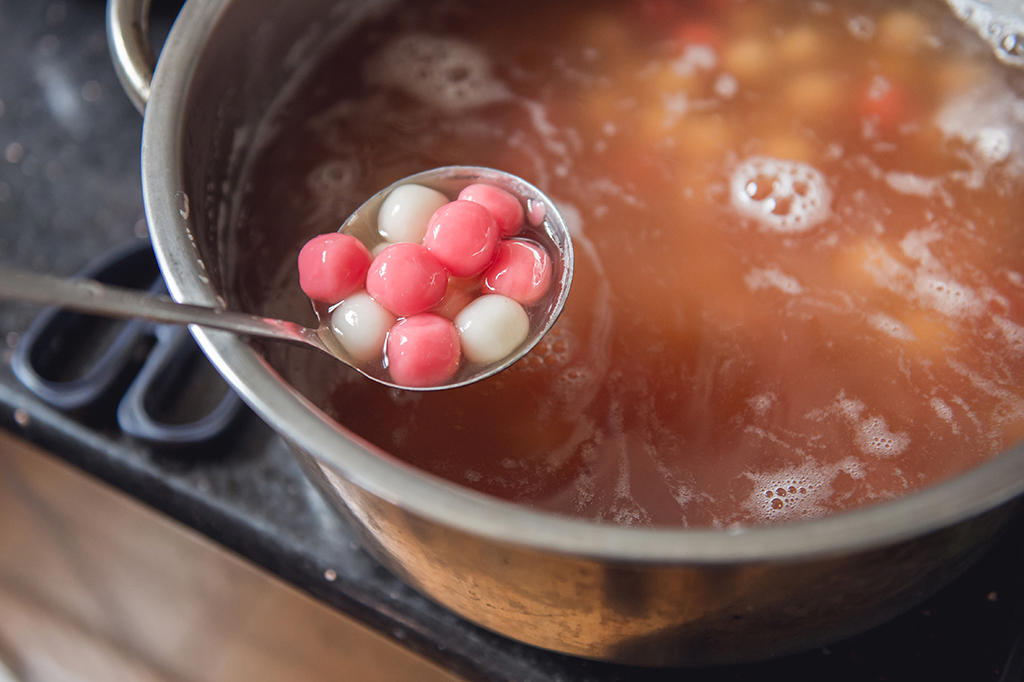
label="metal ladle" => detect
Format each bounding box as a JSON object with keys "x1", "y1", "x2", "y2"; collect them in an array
[{"x1": 0, "y1": 166, "x2": 574, "y2": 391}]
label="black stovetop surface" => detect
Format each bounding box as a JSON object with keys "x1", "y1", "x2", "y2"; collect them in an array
[{"x1": 2, "y1": 2, "x2": 1023, "y2": 680}]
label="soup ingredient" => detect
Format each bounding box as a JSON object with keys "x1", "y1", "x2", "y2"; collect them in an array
[
  {"x1": 297, "y1": 233, "x2": 371, "y2": 303},
  {"x1": 330, "y1": 291, "x2": 396, "y2": 362},
  {"x1": 455, "y1": 294, "x2": 530, "y2": 364},
  {"x1": 365, "y1": 243, "x2": 448, "y2": 317},
  {"x1": 457, "y1": 183, "x2": 526, "y2": 237},
  {"x1": 423, "y1": 200, "x2": 500, "y2": 277},
  {"x1": 378, "y1": 183, "x2": 449, "y2": 243},
  {"x1": 482, "y1": 239, "x2": 552, "y2": 305},
  {"x1": 386, "y1": 314, "x2": 461, "y2": 387},
  {"x1": 878, "y1": 9, "x2": 934, "y2": 52}
]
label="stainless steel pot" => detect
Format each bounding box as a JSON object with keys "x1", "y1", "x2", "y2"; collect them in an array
[{"x1": 108, "y1": 0, "x2": 1024, "y2": 665}]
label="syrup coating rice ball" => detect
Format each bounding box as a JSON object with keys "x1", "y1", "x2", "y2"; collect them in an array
[
  {"x1": 386, "y1": 314, "x2": 461, "y2": 387},
  {"x1": 457, "y1": 183, "x2": 525, "y2": 237},
  {"x1": 482, "y1": 238, "x2": 552, "y2": 305},
  {"x1": 378, "y1": 183, "x2": 450, "y2": 243},
  {"x1": 330, "y1": 291, "x2": 396, "y2": 362},
  {"x1": 297, "y1": 233, "x2": 371, "y2": 303},
  {"x1": 423, "y1": 200, "x2": 500, "y2": 277},
  {"x1": 455, "y1": 294, "x2": 530, "y2": 364},
  {"x1": 365, "y1": 242, "x2": 448, "y2": 316},
  {"x1": 432, "y1": 275, "x2": 480, "y2": 320}
]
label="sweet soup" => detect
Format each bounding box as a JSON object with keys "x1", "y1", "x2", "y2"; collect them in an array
[{"x1": 232, "y1": 0, "x2": 1024, "y2": 527}]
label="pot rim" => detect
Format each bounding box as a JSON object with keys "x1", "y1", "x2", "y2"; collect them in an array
[{"x1": 142, "y1": 0, "x2": 1024, "y2": 564}]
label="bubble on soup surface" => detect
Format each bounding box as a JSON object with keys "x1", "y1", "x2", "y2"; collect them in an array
[
  {"x1": 604, "y1": 448, "x2": 652, "y2": 527},
  {"x1": 867, "y1": 313, "x2": 916, "y2": 341},
  {"x1": 556, "y1": 366, "x2": 595, "y2": 395},
  {"x1": 838, "y1": 457, "x2": 866, "y2": 481},
  {"x1": 747, "y1": 392, "x2": 776, "y2": 416},
  {"x1": 851, "y1": 241, "x2": 911, "y2": 292},
  {"x1": 994, "y1": 316, "x2": 1024, "y2": 351},
  {"x1": 856, "y1": 416, "x2": 910, "y2": 458},
  {"x1": 899, "y1": 228, "x2": 943, "y2": 268},
  {"x1": 745, "y1": 466, "x2": 832, "y2": 522},
  {"x1": 730, "y1": 156, "x2": 831, "y2": 232},
  {"x1": 845, "y1": 232, "x2": 984, "y2": 322},
  {"x1": 931, "y1": 397, "x2": 958, "y2": 430},
  {"x1": 974, "y1": 127, "x2": 1012, "y2": 164},
  {"x1": 913, "y1": 273, "x2": 983, "y2": 319},
  {"x1": 936, "y1": 82, "x2": 1022, "y2": 172},
  {"x1": 884, "y1": 172, "x2": 942, "y2": 197},
  {"x1": 833, "y1": 393, "x2": 910, "y2": 458},
  {"x1": 518, "y1": 325, "x2": 572, "y2": 372},
  {"x1": 744, "y1": 267, "x2": 803, "y2": 295},
  {"x1": 366, "y1": 34, "x2": 510, "y2": 111}
]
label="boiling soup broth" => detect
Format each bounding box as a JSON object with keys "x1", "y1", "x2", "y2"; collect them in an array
[{"x1": 232, "y1": 0, "x2": 1024, "y2": 527}]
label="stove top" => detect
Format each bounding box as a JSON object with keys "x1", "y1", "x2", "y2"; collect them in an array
[{"x1": 2, "y1": 2, "x2": 1023, "y2": 680}]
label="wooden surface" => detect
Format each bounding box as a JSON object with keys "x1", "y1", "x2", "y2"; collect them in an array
[{"x1": 0, "y1": 430, "x2": 461, "y2": 682}]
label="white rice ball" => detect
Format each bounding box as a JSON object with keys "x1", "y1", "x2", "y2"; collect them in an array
[
  {"x1": 330, "y1": 291, "x2": 396, "y2": 363},
  {"x1": 378, "y1": 184, "x2": 449, "y2": 243},
  {"x1": 455, "y1": 294, "x2": 529, "y2": 364}
]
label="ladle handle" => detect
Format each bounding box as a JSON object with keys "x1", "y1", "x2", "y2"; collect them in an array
[
  {"x1": 0, "y1": 266, "x2": 325, "y2": 350},
  {"x1": 107, "y1": 0, "x2": 155, "y2": 114}
]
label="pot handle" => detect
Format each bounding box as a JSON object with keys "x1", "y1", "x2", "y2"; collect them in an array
[{"x1": 106, "y1": 0, "x2": 155, "y2": 114}]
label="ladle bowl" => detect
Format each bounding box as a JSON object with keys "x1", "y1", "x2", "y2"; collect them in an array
[{"x1": 0, "y1": 166, "x2": 573, "y2": 392}]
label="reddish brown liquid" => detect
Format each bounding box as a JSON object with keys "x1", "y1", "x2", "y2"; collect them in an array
[{"x1": 232, "y1": 0, "x2": 1024, "y2": 527}]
